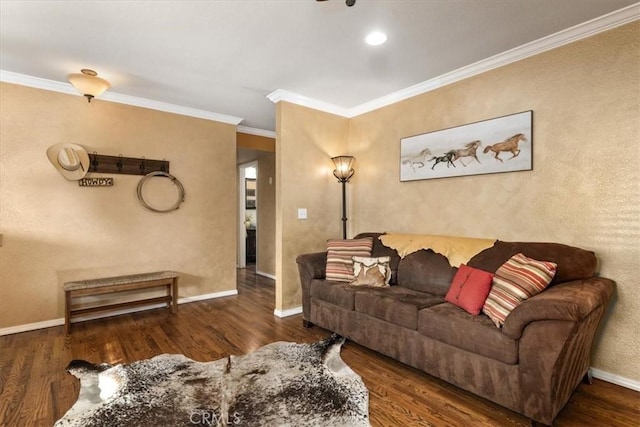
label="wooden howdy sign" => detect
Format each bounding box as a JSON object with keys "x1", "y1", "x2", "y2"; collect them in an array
[{"x1": 78, "y1": 177, "x2": 113, "y2": 187}]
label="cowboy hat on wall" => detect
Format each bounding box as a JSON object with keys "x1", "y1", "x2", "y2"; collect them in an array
[{"x1": 46, "y1": 143, "x2": 90, "y2": 180}]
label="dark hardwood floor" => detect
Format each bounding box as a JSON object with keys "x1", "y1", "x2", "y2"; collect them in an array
[{"x1": 0, "y1": 267, "x2": 638, "y2": 426}]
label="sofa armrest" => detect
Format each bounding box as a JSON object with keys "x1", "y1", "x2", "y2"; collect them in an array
[
  {"x1": 502, "y1": 277, "x2": 615, "y2": 339},
  {"x1": 296, "y1": 252, "x2": 327, "y2": 281},
  {"x1": 296, "y1": 252, "x2": 327, "y2": 320}
]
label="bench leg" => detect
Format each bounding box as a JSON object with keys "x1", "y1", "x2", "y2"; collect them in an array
[
  {"x1": 171, "y1": 277, "x2": 179, "y2": 313},
  {"x1": 64, "y1": 291, "x2": 71, "y2": 334}
]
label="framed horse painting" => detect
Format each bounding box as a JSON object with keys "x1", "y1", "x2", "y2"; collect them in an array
[{"x1": 400, "y1": 110, "x2": 532, "y2": 181}]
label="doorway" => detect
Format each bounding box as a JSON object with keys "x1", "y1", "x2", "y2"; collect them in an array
[{"x1": 238, "y1": 162, "x2": 257, "y2": 268}]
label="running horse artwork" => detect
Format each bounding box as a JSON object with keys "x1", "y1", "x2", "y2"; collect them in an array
[
  {"x1": 401, "y1": 148, "x2": 432, "y2": 171},
  {"x1": 399, "y1": 110, "x2": 532, "y2": 182},
  {"x1": 450, "y1": 140, "x2": 482, "y2": 166},
  {"x1": 429, "y1": 151, "x2": 456, "y2": 170},
  {"x1": 483, "y1": 133, "x2": 528, "y2": 162}
]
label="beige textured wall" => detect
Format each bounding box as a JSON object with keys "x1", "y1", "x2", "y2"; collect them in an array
[
  {"x1": 348, "y1": 22, "x2": 639, "y2": 380},
  {"x1": 275, "y1": 102, "x2": 349, "y2": 310},
  {"x1": 0, "y1": 83, "x2": 238, "y2": 329},
  {"x1": 257, "y1": 152, "x2": 276, "y2": 276},
  {"x1": 237, "y1": 132, "x2": 275, "y2": 152}
]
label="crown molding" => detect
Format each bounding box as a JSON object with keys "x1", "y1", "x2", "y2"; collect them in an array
[
  {"x1": 266, "y1": 89, "x2": 350, "y2": 118},
  {"x1": 3, "y1": 4, "x2": 636, "y2": 127},
  {"x1": 0, "y1": 70, "x2": 244, "y2": 126},
  {"x1": 349, "y1": 3, "x2": 640, "y2": 117},
  {"x1": 237, "y1": 125, "x2": 276, "y2": 139},
  {"x1": 100, "y1": 91, "x2": 243, "y2": 125},
  {"x1": 1, "y1": 69, "x2": 75, "y2": 95},
  {"x1": 268, "y1": 4, "x2": 640, "y2": 118}
]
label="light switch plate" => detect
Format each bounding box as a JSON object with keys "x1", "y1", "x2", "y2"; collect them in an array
[{"x1": 297, "y1": 208, "x2": 307, "y2": 219}]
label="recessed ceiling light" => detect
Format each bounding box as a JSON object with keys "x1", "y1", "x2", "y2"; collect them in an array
[{"x1": 365, "y1": 31, "x2": 387, "y2": 46}]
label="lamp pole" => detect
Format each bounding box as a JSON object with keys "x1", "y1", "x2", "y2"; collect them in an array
[{"x1": 340, "y1": 178, "x2": 348, "y2": 239}]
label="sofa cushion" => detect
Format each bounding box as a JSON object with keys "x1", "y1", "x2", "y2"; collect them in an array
[
  {"x1": 396, "y1": 249, "x2": 457, "y2": 296},
  {"x1": 418, "y1": 303, "x2": 519, "y2": 365},
  {"x1": 482, "y1": 253, "x2": 557, "y2": 328},
  {"x1": 354, "y1": 287, "x2": 443, "y2": 330},
  {"x1": 310, "y1": 279, "x2": 360, "y2": 310},
  {"x1": 325, "y1": 237, "x2": 373, "y2": 282},
  {"x1": 444, "y1": 265, "x2": 494, "y2": 315},
  {"x1": 350, "y1": 256, "x2": 391, "y2": 287},
  {"x1": 468, "y1": 240, "x2": 595, "y2": 285}
]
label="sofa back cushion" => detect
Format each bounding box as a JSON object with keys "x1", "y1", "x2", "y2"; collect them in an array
[
  {"x1": 354, "y1": 232, "x2": 401, "y2": 284},
  {"x1": 467, "y1": 240, "x2": 596, "y2": 285},
  {"x1": 396, "y1": 249, "x2": 457, "y2": 296}
]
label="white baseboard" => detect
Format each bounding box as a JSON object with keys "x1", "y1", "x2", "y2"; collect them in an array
[
  {"x1": 178, "y1": 290, "x2": 238, "y2": 304},
  {"x1": 273, "y1": 306, "x2": 303, "y2": 318},
  {"x1": 256, "y1": 270, "x2": 276, "y2": 280},
  {"x1": 591, "y1": 368, "x2": 640, "y2": 392},
  {"x1": 0, "y1": 289, "x2": 238, "y2": 336},
  {"x1": 0, "y1": 318, "x2": 65, "y2": 335}
]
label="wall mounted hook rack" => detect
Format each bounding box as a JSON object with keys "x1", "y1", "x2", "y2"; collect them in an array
[{"x1": 88, "y1": 153, "x2": 170, "y2": 176}]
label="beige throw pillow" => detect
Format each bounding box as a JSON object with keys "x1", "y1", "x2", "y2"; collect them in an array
[{"x1": 350, "y1": 256, "x2": 392, "y2": 287}]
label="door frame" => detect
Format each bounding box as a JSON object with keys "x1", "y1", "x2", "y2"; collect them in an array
[{"x1": 238, "y1": 161, "x2": 257, "y2": 268}]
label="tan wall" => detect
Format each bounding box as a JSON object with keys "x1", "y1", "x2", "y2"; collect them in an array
[
  {"x1": 237, "y1": 132, "x2": 275, "y2": 152},
  {"x1": 257, "y1": 152, "x2": 276, "y2": 276},
  {"x1": 0, "y1": 83, "x2": 238, "y2": 329},
  {"x1": 275, "y1": 102, "x2": 349, "y2": 311},
  {"x1": 348, "y1": 22, "x2": 640, "y2": 380}
]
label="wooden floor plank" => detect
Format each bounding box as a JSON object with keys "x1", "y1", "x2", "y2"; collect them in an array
[{"x1": 0, "y1": 266, "x2": 638, "y2": 426}]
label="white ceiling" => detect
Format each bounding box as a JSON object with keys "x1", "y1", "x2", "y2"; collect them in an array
[{"x1": 1, "y1": 0, "x2": 638, "y2": 132}]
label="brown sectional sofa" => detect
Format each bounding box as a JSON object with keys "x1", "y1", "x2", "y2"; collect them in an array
[{"x1": 296, "y1": 232, "x2": 614, "y2": 426}]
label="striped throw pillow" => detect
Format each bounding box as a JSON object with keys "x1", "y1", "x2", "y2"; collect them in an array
[
  {"x1": 482, "y1": 253, "x2": 557, "y2": 328},
  {"x1": 326, "y1": 238, "x2": 374, "y2": 282}
]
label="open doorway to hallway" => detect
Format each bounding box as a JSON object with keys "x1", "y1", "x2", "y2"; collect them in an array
[
  {"x1": 236, "y1": 130, "x2": 276, "y2": 280},
  {"x1": 238, "y1": 162, "x2": 257, "y2": 269}
]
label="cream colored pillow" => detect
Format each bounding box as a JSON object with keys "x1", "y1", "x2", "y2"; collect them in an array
[{"x1": 350, "y1": 256, "x2": 392, "y2": 287}]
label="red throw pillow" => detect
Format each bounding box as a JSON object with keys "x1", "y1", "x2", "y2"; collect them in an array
[{"x1": 445, "y1": 265, "x2": 494, "y2": 315}]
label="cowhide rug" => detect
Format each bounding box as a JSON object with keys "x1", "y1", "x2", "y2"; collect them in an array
[{"x1": 55, "y1": 334, "x2": 369, "y2": 426}]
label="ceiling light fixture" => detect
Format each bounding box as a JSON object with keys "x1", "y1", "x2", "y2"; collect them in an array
[
  {"x1": 365, "y1": 31, "x2": 387, "y2": 46},
  {"x1": 68, "y1": 69, "x2": 110, "y2": 103}
]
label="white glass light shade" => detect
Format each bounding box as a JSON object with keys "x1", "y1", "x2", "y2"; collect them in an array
[
  {"x1": 365, "y1": 31, "x2": 387, "y2": 46},
  {"x1": 68, "y1": 69, "x2": 110, "y2": 102},
  {"x1": 331, "y1": 155, "x2": 355, "y2": 181}
]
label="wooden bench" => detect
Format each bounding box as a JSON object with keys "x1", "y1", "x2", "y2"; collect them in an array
[{"x1": 64, "y1": 271, "x2": 179, "y2": 333}]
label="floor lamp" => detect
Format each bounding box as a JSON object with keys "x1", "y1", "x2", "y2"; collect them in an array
[{"x1": 331, "y1": 156, "x2": 355, "y2": 239}]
